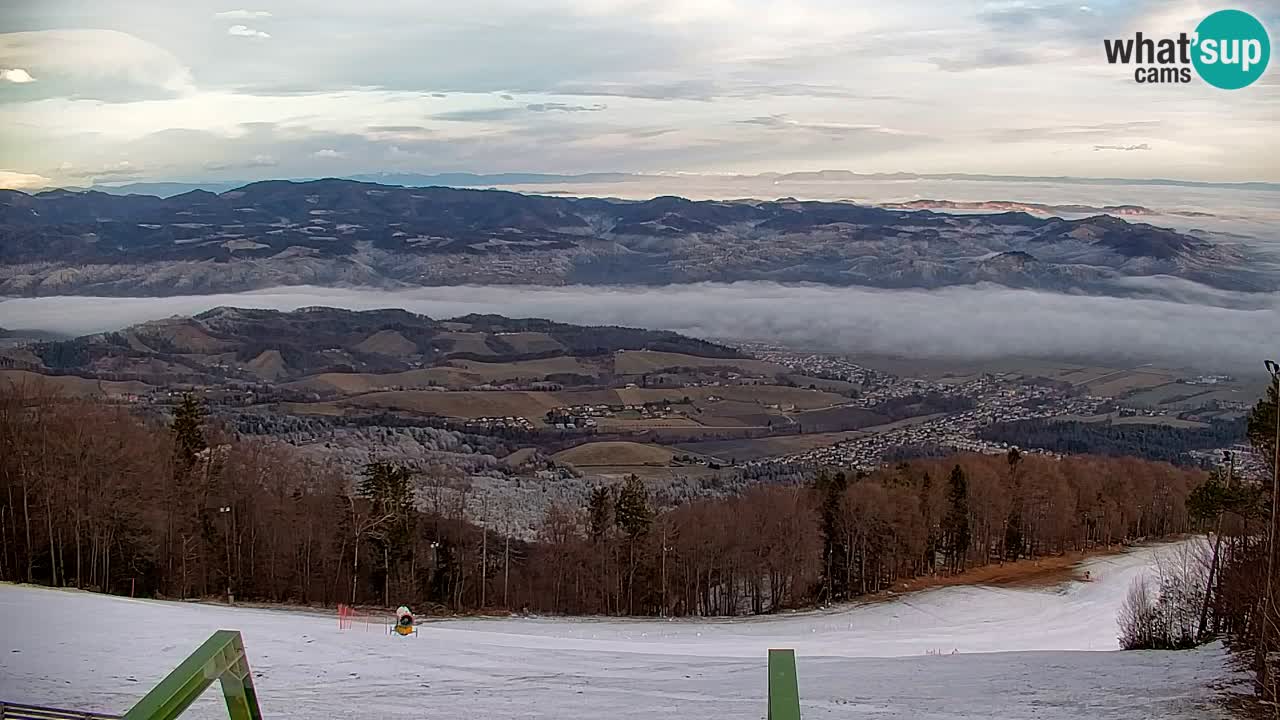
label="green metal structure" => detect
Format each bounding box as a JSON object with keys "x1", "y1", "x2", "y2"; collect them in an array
[
  {"x1": 11, "y1": 631, "x2": 791, "y2": 719},
  {"x1": 767, "y1": 648, "x2": 801, "y2": 720},
  {"x1": 122, "y1": 630, "x2": 262, "y2": 720}
]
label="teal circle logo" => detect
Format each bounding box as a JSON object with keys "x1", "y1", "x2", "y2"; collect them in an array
[{"x1": 1192, "y1": 9, "x2": 1270, "y2": 89}]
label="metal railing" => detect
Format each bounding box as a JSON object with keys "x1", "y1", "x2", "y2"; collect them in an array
[
  {"x1": 0, "y1": 702, "x2": 120, "y2": 720},
  {"x1": 9, "y1": 633, "x2": 800, "y2": 720}
]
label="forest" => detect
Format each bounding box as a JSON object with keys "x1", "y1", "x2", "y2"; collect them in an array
[
  {"x1": 0, "y1": 380, "x2": 1209, "y2": 617},
  {"x1": 979, "y1": 417, "x2": 1246, "y2": 466}
]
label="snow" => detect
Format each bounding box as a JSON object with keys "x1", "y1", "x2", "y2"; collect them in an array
[{"x1": 0, "y1": 542, "x2": 1244, "y2": 719}]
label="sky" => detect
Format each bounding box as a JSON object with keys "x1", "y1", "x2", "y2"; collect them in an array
[{"x1": 0, "y1": 0, "x2": 1276, "y2": 190}]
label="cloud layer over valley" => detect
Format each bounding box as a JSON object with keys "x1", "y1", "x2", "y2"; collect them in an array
[{"x1": 3, "y1": 282, "x2": 1277, "y2": 374}]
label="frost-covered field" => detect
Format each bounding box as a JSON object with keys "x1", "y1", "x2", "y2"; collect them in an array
[{"x1": 0, "y1": 543, "x2": 1243, "y2": 719}]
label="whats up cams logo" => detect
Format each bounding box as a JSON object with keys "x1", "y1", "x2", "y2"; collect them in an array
[{"x1": 1104, "y1": 9, "x2": 1271, "y2": 89}]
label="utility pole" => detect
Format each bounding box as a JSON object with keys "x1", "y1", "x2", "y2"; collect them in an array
[
  {"x1": 660, "y1": 523, "x2": 668, "y2": 617},
  {"x1": 219, "y1": 506, "x2": 232, "y2": 603},
  {"x1": 480, "y1": 494, "x2": 488, "y2": 609}
]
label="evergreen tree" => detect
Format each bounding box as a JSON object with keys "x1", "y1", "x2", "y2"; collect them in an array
[
  {"x1": 587, "y1": 486, "x2": 614, "y2": 543},
  {"x1": 816, "y1": 469, "x2": 850, "y2": 601},
  {"x1": 615, "y1": 475, "x2": 652, "y2": 541},
  {"x1": 614, "y1": 475, "x2": 652, "y2": 614},
  {"x1": 170, "y1": 393, "x2": 208, "y2": 469},
  {"x1": 1248, "y1": 380, "x2": 1278, "y2": 475},
  {"x1": 918, "y1": 471, "x2": 937, "y2": 573},
  {"x1": 358, "y1": 461, "x2": 416, "y2": 604},
  {"x1": 943, "y1": 464, "x2": 970, "y2": 573},
  {"x1": 1004, "y1": 448, "x2": 1024, "y2": 560}
]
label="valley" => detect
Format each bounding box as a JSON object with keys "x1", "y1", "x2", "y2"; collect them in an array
[{"x1": 0, "y1": 306, "x2": 1261, "y2": 530}]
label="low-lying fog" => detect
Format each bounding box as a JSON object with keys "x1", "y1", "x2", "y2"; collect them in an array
[{"x1": 3, "y1": 281, "x2": 1278, "y2": 375}]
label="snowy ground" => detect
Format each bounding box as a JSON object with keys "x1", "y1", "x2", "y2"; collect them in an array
[{"x1": 1, "y1": 543, "x2": 1245, "y2": 719}]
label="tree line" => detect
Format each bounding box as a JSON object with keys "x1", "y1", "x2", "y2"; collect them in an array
[
  {"x1": 1187, "y1": 378, "x2": 1278, "y2": 703},
  {"x1": 979, "y1": 417, "x2": 1246, "y2": 466},
  {"x1": 0, "y1": 380, "x2": 1207, "y2": 617}
]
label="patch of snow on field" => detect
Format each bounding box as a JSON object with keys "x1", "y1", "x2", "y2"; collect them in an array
[{"x1": 0, "y1": 543, "x2": 1245, "y2": 719}]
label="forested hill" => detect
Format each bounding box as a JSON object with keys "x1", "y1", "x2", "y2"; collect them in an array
[
  {"x1": 1, "y1": 178, "x2": 1263, "y2": 297},
  {"x1": 4, "y1": 306, "x2": 743, "y2": 384},
  {"x1": 979, "y1": 417, "x2": 1246, "y2": 466}
]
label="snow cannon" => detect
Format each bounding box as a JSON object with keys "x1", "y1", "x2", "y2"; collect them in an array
[{"x1": 392, "y1": 605, "x2": 417, "y2": 636}]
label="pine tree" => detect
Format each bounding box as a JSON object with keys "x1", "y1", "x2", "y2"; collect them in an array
[
  {"x1": 614, "y1": 475, "x2": 652, "y2": 614},
  {"x1": 918, "y1": 471, "x2": 937, "y2": 573},
  {"x1": 816, "y1": 469, "x2": 849, "y2": 601},
  {"x1": 943, "y1": 464, "x2": 970, "y2": 573},
  {"x1": 1248, "y1": 381, "x2": 1277, "y2": 475},
  {"x1": 615, "y1": 475, "x2": 652, "y2": 541},
  {"x1": 170, "y1": 393, "x2": 207, "y2": 470},
  {"x1": 357, "y1": 461, "x2": 416, "y2": 605},
  {"x1": 1004, "y1": 448, "x2": 1024, "y2": 561},
  {"x1": 587, "y1": 486, "x2": 613, "y2": 543}
]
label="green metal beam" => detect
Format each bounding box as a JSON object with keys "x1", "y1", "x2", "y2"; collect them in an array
[
  {"x1": 767, "y1": 648, "x2": 801, "y2": 720},
  {"x1": 122, "y1": 630, "x2": 262, "y2": 720}
]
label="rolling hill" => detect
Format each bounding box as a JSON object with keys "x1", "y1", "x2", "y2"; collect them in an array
[{"x1": 1, "y1": 179, "x2": 1263, "y2": 297}]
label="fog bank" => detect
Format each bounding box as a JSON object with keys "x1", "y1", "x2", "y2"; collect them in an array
[{"x1": 2, "y1": 282, "x2": 1278, "y2": 373}]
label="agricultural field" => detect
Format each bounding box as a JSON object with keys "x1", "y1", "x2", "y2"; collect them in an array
[
  {"x1": 552, "y1": 441, "x2": 679, "y2": 467},
  {"x1": 0, "y1": 369, "x2": 152, "y2": 397},
  {"x1": 344, "y1": 390, "x2": 565, "y2": 420},
  {"x1": 613, "y1": 350, "x2": 786, "y2": 376},
  {"x1": 676, "y1": 431, "x2": 869, "y2": 463}
]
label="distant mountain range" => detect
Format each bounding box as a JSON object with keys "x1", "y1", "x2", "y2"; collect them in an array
[
  {"x1": 0, "y1": 178, "x2": 1269, "y2": 297},
  {"x1": 82, "y1": 171, "x2": 1280, "y2": 197},
  {"x1": 880, "y1": 199, "x2": 1216, "y2": 219}
]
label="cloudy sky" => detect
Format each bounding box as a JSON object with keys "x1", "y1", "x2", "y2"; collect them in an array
[{"x1": 0, "y1": 0, "x2": 1276, "y2": 190}]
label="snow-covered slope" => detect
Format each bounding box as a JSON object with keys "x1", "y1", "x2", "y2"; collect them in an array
[{"x1": 0, "y1": 543, "x2": 1242, "y2": 719}]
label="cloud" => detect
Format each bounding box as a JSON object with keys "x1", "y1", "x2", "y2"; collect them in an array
[
  {"x1": 525, "y1": 102, "x2": 606, "y2": 113},
  {"x1": 312, "y1": 148, "x2": 344, "y2": 158},
  {"x1": 204, "y1": 154, "x2": 277, "y2": 170},
  {"x1": 0, "y1": 170, "x2": 51, "y2": 190},
  {"x1": 0, "y1": 29, "x2": 194, "y2": 100},
  {"x1": 0, "y1": 68, "x2": 34, "y2": 83},
  {"x1": 215, "y1": 10, "x2": 273, "y2": 19},
  {"x1": 432, "y1": 107, "x2": 525, "y2": 122},
  {"x1": 1094, "y1": 144, "x2": 1151, "y2": 152},
  {"x1": 994, "y1": 121, "x2": 1163, "y2": 142},
  {"x1": 228, "y1": 25, "x2": 272, "y2": 39},
  {"x1": 3, "y1": 282, "x2": 1277, "y2": 372},
  {"x1": 737, "y1": 114, "x2": 919, "y2": 138},
  {"x1": 932, "y1": 47, "x2": 1040, "y2": 72}
]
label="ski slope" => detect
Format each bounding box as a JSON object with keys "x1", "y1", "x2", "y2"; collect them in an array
[{"x1": 0, "y1": 543, "x2": 1242, "y2": 719}]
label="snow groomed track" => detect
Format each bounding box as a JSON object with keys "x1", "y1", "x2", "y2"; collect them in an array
[{"x1": 0, "y1": 542, "x2": 1244, "y2": 719}]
